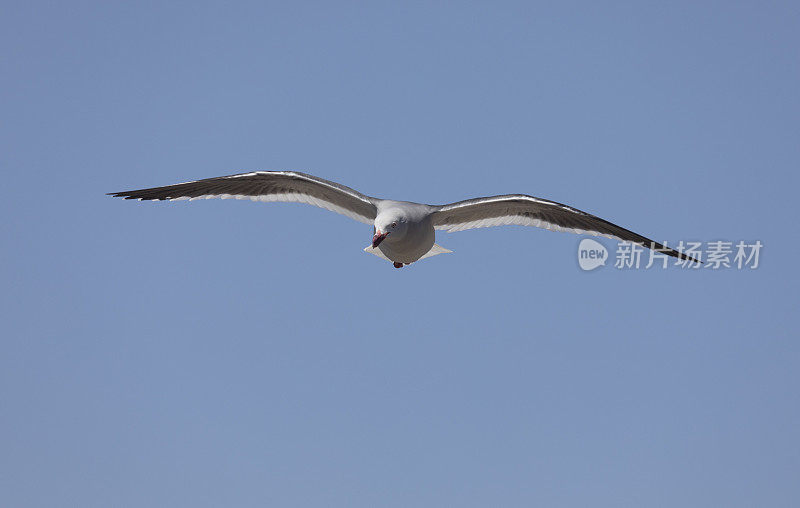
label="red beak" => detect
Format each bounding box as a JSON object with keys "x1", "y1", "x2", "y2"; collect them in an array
[{"x1": 372, "y1": 231, "x2": 388, "y2": 248}]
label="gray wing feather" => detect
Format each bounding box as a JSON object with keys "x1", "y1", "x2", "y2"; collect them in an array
[
  {"x1": 431, "y1": 194, "x2": 699, "y2": 262},
  {"x1": 109, "y1": 171, "x2": 378, "y2": 224}
]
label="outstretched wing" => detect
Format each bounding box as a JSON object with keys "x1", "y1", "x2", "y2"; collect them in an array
[
  {"x1": 431, "y1": 194, "x2": 699, "y2": 262},
  {"x1": 108, "y1": 171, "x2": 378, "y2": 224}
]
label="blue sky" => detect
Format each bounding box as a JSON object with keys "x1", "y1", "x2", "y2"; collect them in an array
[{"x1": 2, "y1": 1, "x2": 798, "y2": 506}]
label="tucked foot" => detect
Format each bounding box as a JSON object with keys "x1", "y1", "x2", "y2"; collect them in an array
[{"x1": 393, "y1": 262, "x2": 404, "y2": 269}]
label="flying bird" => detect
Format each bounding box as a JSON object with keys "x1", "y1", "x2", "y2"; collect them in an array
[{"x1": 109, "y1": 171, "x2": 699, "y2": 268}]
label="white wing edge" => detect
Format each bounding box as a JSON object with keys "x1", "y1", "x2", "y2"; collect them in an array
[
  {"x1": 163, "y1": 192, "x2": 373, "y2": 225},
  {"x1": 434, "y1": 214, "x2": 619, "y2": 240}
]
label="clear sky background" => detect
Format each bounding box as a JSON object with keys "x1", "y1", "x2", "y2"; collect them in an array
[{"x1": 2, "y1": 1, "x2": 798, "y2": 506}]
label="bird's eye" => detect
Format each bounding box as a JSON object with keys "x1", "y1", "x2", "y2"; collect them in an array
[{"x1": 392, "y1": 222, "x2": 397, "y2": 228}]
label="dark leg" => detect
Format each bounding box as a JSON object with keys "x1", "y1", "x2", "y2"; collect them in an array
[{"x1": 393, "y1": 261, "x2": 404, "y2": 269}]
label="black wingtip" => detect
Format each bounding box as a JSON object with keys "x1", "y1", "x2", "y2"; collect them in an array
[
  {"x1": 675, "y1": 247, "x2": 703, "y2": 264},
  {"x1": 665, "y1": 245, "x2": 703, "y2": 265},
  {"x1": 108, "y1": 191, "x2": 174, "y2": 201},
  {"x1": 108, "y1": 192, "x2": 140, "y2": 200}
]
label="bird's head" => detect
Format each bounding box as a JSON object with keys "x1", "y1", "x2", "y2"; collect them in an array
[{"x1": 372, "y1": 214, "x2": 407, "y2": 247}]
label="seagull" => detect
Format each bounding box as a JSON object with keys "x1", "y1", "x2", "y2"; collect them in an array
[{"x1": 109, "y1": 170, "x2": 700, "y2": 268}]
